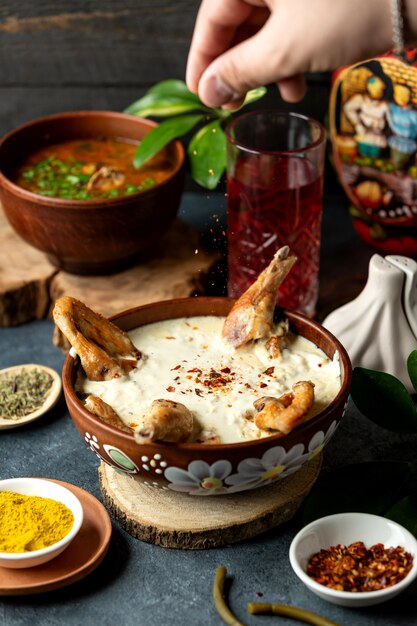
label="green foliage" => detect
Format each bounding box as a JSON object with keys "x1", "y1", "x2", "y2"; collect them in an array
[
  {"x1": 303, "y1": 461, "x2": 411, "y2": 525},
  {"x1": 188, "y1": 120, "x2": 226, "y2": 190},
  {"x1": 385, "y1": 495, "x2": 417, "y2": 536},
  {"x1": 303, "y1": 354, "x2": 417, "y2": 535},
  {"x1": 407, "y1": 350, "x2": 417, "y2": 393},
  {"x1": 125, "y1": 80, "x2": 267, "y2": 189},
  {"x1": 132, "y1": 115, "x2": 203, "y2": 170},
  {"x1": 350, "y1": 367, "x2": 417, "y2": 433}
]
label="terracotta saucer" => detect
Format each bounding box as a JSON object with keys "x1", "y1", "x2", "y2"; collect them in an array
[
  {"x1": 0, "y1": 479, "x2": 112, "y2": 595},
  {"x1": 0, "y1": 364, "x2": 62, "y2": 430}
]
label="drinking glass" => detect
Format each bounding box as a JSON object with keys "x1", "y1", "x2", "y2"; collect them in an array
[{"x1": 225, "y1": 110, "x2": 326, "y2": 318}]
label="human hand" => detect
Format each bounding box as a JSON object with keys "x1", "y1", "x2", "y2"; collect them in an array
[{"x1": 186, "y1": 0, "x2": 393, "y2": 107}]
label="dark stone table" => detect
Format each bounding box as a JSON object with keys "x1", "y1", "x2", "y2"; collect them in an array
[{"x1": 0, "y1": 193, "x2": 416, "y2": 626}]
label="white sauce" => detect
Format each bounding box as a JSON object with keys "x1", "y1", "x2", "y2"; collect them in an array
[{"x1": 78, "y1": 316, "x2": 341, "y2": 444}]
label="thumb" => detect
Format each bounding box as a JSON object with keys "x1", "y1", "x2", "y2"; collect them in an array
[{"x1": 197, "y1": 20, "x2": 291, "y2": 107}]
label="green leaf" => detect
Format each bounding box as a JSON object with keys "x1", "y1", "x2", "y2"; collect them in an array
[
  {"x1": 147, "y1": 79, "x2": 202, "y2": 104},
  {"x1": 242, "y1": 86, "x2": 267, "y2": 106},
  {"x1": 188, "y1": 120, "x2": 226, "y2": 189},
  {"x1": 407, "y1": 350, "x2": 417, "y2": 393},
  {"x1": 351, "y1": 367, "x2": 417, "y2": 433},
  {"x1": 124, "y1": 93, "x2": 206, "y2": 118},
  {"x1": 133, "y1": 114, "x2": 204, "y2": 169},
  {"x1": 385, "y1": 495, "x2": 417, "y2": 537},
  {"x1": 303, "y1": 461, "x2": 411, "y2": 525}
]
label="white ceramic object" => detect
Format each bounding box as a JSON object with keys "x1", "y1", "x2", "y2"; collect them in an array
[
  {"x1": 323, "y1": 254, "x2": 417, "y2": 392},
  {"x1": 0, "y1": 477, "x2": 84, "y2": 568},
  {"x1": 289, "y1": 512, "x2": 417, "y2": 607}
]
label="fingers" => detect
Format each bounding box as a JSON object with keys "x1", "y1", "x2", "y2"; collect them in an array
[
  {"x1": 277, "y1": 75, "x2": 307, "y2": 103},
  {"x1": 196, "y1": 18, "x2": 281, "y2": 107},
  {"x1": 186, "y1": 0, "x2": 255, "y2": 94}
]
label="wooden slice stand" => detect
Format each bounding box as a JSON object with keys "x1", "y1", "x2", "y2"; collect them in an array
[
  {"x1": 0, "y1": 205, "x2": 220, "y2": 335},
  {"x1": 99, "y1": 455, "x2": 322, "y2": 549}
]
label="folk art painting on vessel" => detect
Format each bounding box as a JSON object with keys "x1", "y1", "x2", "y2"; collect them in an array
[{"x1": 329, "y1": 50, "x2": 417, "y2": 255}]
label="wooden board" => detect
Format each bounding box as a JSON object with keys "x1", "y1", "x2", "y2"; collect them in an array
[
  {"x1": 0, "y1": 207, "x2": 57, "y2": 326},
  {"x1": 0, "y1": 206, "x2": 220, "y2": 335},
  {"x1": 99, "y1": 455, "x2": 322, "y2": 550}
]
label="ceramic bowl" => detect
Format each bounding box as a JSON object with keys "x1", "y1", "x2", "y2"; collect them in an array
[
  {"x1": 0, "y1": 111, "x2": 185, "y2": 275},
  {"x1": 62, "y1": 297, "x2": 351, "y2": 497},
  {"x1": 289, "y1": 512, "x2": 417, "y2": 607},
  {"x1": 0, "y1": 477, "x2": 84, "y2": 568}
]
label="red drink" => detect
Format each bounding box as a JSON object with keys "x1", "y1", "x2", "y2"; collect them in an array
[
  {"x1": 227, "y1": 157, "x2": 323, "y2": 316},
  {"x1": 225, "y1": 111, "x2": 326, "y2": 318}
]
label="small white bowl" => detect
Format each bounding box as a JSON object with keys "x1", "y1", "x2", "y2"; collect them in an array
[
  {"x1": 0, "y1": 477, "x2": 84, "y2": 568},
  {"x1": 289, "y1": 512, "x2": 417, "y2": 607}
]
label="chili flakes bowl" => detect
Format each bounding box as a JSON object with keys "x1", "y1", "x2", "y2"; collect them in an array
[
  {"x1": 0, "y1": 477, "x2": 84, "y2": 569},
  {"x1": 289, "y1": 512, "x2": 417, "y2": 607}
]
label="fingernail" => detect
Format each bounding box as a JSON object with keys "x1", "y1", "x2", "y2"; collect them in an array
[{"x1": 201, "y1": 75, "x2": 240, "y2": 107}]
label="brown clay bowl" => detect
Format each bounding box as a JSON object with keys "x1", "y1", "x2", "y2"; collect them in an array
[
  {"x1": 0, "y1": 111, "x2": 185, "y2": 275},
  {"x1": 62, "y1": 297, "x2": 352, "y2": 496}
]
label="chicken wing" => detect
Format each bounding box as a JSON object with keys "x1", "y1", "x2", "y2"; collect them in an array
[
  {"x1": 222, "y1": 246, "x2": 297, "y2": 349},
  {"x1": 53, "y1": 296, "x2": 141, "y2": 381}
]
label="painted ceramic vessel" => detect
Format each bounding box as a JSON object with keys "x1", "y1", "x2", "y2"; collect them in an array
[
  {"x1": 62, "y1": 298, "x2": 352, "y2": 496},
  {"x1": 330, "y1": 51, "x2": 417, "y2": 256}
]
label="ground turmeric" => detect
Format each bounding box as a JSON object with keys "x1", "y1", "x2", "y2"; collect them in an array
[{"x1": 0, "y1": 491, "x2": 74, "y2": 552}]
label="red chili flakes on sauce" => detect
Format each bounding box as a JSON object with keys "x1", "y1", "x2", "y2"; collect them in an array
[
  {"x1": 306, "y1": 542, "x2": 413, "y2": 592},
  {"x1": 195, "y1": 389, "x2": 204, "y2": 397},
  {"x1": 263, "y1": 367, "x2": 275, "y2": 376},
  {"x1": 171, "y1": 365, "x2": 181, "y2": 371},
  {"x1": 259, "y1": 382, "x2": 268, "y2": 388},
  {"x1": 166, "y1": 386, "x2": 175, "y2": 393}
]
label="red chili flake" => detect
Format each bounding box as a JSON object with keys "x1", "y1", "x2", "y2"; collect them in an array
[
  {"x1": 306, "y1": 542, "x2": 413, "y2": 592},
  {"x1": 174, "y1": 376, "x2": 180, "y2": 381},
  {"x1": 318, "y1": 363, "x2": 323, "y2": 368},
  {"x1": 244, "y1": 383, "x2": 252, "y2": 389},
  {"x1": 195, "y1": 389, "x2": 204, "y2": 397},
  {"x1": 220, "y1": 367, "x2": 231, "y2": 374},
  {"x1": 171, "y1": 365, "x2": 181, "y2": 371},
  {"x1": 259, "y1": 382, "x2": 268, "y2": 388},
  {"x1": 263, "y1": 367, "x2": 275, "y2": 376},
  {"x1": 188, "y1": 368, "x2": 202, "y2": 375},
  {"x1": 166, "y1": 386, "x2": 175, "y2": 392}
]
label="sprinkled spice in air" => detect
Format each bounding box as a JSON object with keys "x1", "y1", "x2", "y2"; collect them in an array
[
  {"x1": 0, "y1": 368, "x2": 54, "y2": 419},
  {"x1": 306, "y1": 541, "x2": 413, "y2": 592}
]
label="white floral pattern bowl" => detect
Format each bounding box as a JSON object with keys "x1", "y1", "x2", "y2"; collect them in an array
[{"x1": 62, "y1": 298, "x2": 351, "y2": 496}]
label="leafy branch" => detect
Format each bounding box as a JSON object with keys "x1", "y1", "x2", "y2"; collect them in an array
[
  {"x1": 124, "y1": 79, "x2": 267, "y2": 190},
  {"x1": 303, "y1": 351, "x2": 417, "y2": 535}
]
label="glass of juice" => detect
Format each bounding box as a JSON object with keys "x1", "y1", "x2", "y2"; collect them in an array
[{"x1": 225, "y1": 110, "x2": 326, "y2": 318}]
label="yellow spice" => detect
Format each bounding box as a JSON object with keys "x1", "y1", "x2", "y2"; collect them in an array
[{"x1": 0, "y1": 491, "x2": 74, "y2": 553}]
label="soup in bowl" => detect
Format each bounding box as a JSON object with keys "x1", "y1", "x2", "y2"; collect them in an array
[
  {"x1": 59, "y1": 285, "x2": 351, "y2": 496},
  {"x1": 0, "y1": 111, "x2": 185, "y2": 274}
]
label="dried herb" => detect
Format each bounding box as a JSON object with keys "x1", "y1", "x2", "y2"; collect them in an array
[{"x1": 0, "y1": 368, "x2": 53, "y2": 419}]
